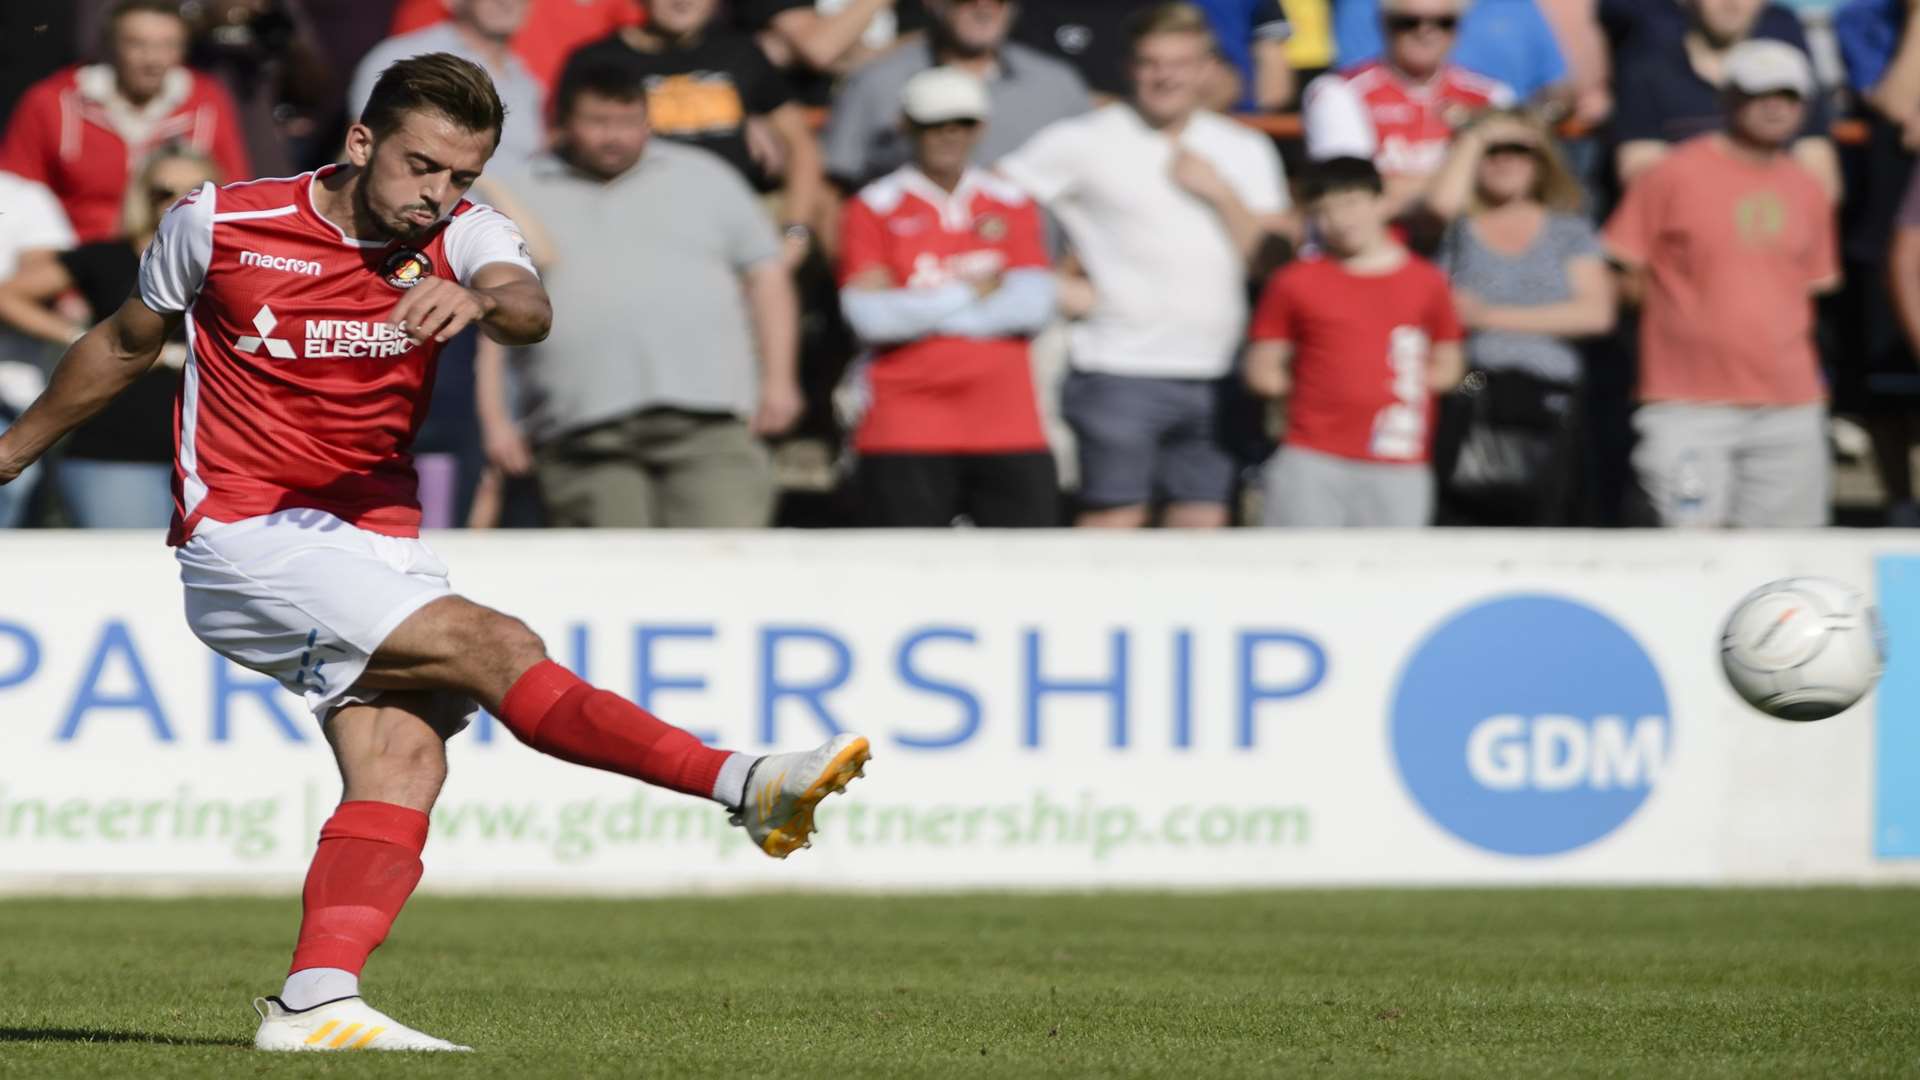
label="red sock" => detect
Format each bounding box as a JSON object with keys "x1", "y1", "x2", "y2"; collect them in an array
[
  {"x1": 288, "y1": 801, "x2": 429, "y2": 976},
  {"x1": 497, "y1": 660, "x2": 731, "y2": 800}
]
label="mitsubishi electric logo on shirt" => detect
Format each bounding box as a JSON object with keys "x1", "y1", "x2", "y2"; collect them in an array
[{"x1": 235, "y1": 305, "x2": 418, "y2": 360}]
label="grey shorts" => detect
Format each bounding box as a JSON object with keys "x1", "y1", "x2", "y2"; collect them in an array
[
  {"x1": 1631, "y1": 402, "x2": 1829, "y2": 528},
  {"x1": 1060, "y1": 371, "x2": 1237, "y2": 509},
  {"x1": 1261, "y1": 445, "x2": 1434, "y2": 527}
]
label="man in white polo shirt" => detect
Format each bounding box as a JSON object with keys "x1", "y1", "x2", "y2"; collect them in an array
[{"x1": 998, "y1": 1, "x2": 1288, "y2": 528}]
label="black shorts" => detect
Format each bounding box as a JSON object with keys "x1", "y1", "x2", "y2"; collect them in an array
[{"x1": 856, "y1": 451, "x2": 1059, "y2": 527}]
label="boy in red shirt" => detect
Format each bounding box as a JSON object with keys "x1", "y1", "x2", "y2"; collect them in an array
[{"x1": 1246, "y1": 156, "x2": 1464, "y2": 526}]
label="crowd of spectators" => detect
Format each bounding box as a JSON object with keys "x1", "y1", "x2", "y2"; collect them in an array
[{"x1": 2, "y1": 0, "x2": 1919, "y2": 531}]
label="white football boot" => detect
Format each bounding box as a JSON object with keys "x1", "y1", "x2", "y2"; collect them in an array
[
  {"x1": 252, "y1": 994, "x2": 471, "y2": 1052},
  {"x1": 730, "y1": 733, "x2": 871, "y2": 858}
]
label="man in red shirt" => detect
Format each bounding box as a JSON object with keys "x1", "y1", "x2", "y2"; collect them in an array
[
  {"x1": 838, "y1": 66, "x2": 1058, "y2": 526},
  {"x1": 1246, "y1": 155, "x2": 1465, "y2": 526},
  {"x1": 2, "y1": 0, "x2": 252, "y2": 244},
  {"x1": 0, "y1": 52, "x2": 866, "y2": 1051},
  {"x1": 390, "y1": 0, "x2": 644, "y2": 90},
  {"x1": 1300, "y1": 0, "x2": 1512, "y2": 221}
]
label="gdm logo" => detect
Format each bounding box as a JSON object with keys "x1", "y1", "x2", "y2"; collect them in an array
[{"x1": 1390, "y1": 595, "x2": 1670, "y2": 856}]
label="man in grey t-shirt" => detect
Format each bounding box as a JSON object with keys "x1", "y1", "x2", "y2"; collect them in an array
[
  {"x1": 823, "y1": 0, "x2": 1093, "y2": 190},
  {"x1": 478, "y1": 60, "x2": 803, "y2": 527}
]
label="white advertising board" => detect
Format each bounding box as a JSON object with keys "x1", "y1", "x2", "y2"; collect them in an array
[{"x1": 1, "y1": 531, "x2": 1916, "y2": 892}]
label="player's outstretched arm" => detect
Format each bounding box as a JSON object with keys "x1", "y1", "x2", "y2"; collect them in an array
[
  {"x1": 0, "y1": 296, "x2": 174, "y2": 485},
  {"x1": 387, "y1": 263, "x2": 550, "y2": 348}
]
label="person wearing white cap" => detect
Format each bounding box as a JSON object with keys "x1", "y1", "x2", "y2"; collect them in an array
[
  {"x1": 1602, "y1": 37, "x2": 1840, "y2": 529},
  {"x1": 836, "y1": 67, "x2": 1062, "y2": 526},
  {"x1": 1611, "y1": 0, "x2": 1838, "y2": 200}
]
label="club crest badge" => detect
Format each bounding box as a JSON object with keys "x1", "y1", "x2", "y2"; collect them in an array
[
  {"x1": 976, "y1": 215, "x2": 1008, "y2": 242},
  {"x1": 382, "y1": 249, "x2": 434, "y2": 290}
]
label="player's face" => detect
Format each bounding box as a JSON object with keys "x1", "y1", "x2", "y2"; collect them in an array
[
  {"x1": 932, "y1": 0, "x2": 1016, "y2": 57},
  {"x1": 645, "y1": 0, "x2": 720, "y2": 36},
  {"x1": 1131, "y1": 31, "x2": 1210, "y2": 127},
  {"x1": 1310, "y1": 188, "x2": 1389, "y2": 258},
  {"x1": 111, "y1": 11, "x2": 188, "y2": 104},
  {"x1": 1381, "y1": 0, "x2": 1460, "y2": 77},
  {"x1": 353, "y1": 111, "x2": 497, "y2": 243},
  {"x1": 460, "y1": 0, "x2": 532, "y2": 40},
  {"x1": 1688, "y1": 0, "x2": 1764, "y2": 45},
  {"x1": 1729, "y1": 90, "x2": 1805, "y2": 149},
  {"x1": 561, "y1": 93, "x2": 652, "y2": 179},
  {"x1": 911, "y1": 118, "x2": 984, "y2": 178}
]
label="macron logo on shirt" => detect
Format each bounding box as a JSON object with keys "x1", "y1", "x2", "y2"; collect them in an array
[{"x1": 239, "y1": 250, "x2": 322, "y2": 277}]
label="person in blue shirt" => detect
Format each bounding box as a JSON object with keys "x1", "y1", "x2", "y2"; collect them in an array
[
  {"x1": 1194, "y1": 0, "x2": 1296, "y2": 110},
  {"x1": 1333, "y1": 0, "x2": 1568, "y2": 101}
]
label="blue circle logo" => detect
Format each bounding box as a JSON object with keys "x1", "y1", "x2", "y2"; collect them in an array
[{"x1": 1391, "y1": 595, "x2": 1671, "y2": 856}]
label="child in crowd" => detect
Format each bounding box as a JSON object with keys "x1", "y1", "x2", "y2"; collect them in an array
[{"x1": 1246, "y1": 156, "x2": 1464, "y2": 526}]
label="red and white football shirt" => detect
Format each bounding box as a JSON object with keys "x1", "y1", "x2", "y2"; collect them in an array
[
  {"x1": 138, "y1": 167, "x2": 535, "y2": 545},
  {"x1": 1251, "y1": 254, "x2": 1462, "y2": 463},
  {"x1": 1303, "y1": 61, "x2": 1514, "y2": 178},
  {"x1": 839, "y1": 166, "x2": 1050, "y2": 454}
]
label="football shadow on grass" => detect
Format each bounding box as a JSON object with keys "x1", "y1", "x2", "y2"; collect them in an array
[{"x1": 0, "y1": 1027, "x2": 250, "y2": 1048}]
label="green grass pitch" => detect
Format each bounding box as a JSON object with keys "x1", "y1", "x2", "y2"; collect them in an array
[{"x1": 1, "y1": 890, "x2": 1917, "y2": 1078}]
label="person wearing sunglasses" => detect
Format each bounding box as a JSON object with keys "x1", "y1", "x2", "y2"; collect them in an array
[
  {"x1": 1331, "y1": 0, "x2": 1570, "y2": 107},
  {"x1": 1424, "y1": 109, "x2": 1615, "y2": 525},
  {"x1": 1301, "y1": 0, "x2": 1514, "y2": 227},
  {"x1": 0, "y1": 147, "x2": 218, "y2": 527}
]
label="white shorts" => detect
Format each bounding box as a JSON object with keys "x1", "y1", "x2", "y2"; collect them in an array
[{"x1": 176, "y1": 509, "x2": 475, "y2": 728}]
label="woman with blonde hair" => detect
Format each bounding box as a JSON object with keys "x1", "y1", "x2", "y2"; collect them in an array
[
  {"x1": 0, "y1": 146, "x2": 219, "y2": 527},
  {"x1": 1422, "y1": 109, "x2": 1615, "y2": 524}
]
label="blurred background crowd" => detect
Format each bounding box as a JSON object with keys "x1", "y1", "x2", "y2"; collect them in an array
[{"x1": 0, "y1": 0, "x2": 1916, "y2": 530}]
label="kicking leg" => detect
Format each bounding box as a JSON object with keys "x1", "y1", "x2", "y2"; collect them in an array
[
  {"x1": 359, "y1": 596, "x2": 869, "y2": 857},
  {"x1": 255, "y1": 692, "x2": 468, "y2": 1052}
]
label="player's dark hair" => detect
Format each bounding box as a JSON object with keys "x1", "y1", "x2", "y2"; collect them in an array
[
  {"x1": 553, "y1": 59, "x2": 649, "y2": 124},
  {"x1": 361, "y1": 52, "x2": 507, "y2": 149},
  {"x1": 1302, "y1": 156, "x2": 1385, "y2": 201}
]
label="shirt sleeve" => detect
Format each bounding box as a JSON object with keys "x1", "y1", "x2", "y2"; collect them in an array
[
  {"x1": 1602, "y1": 163, "x2": 1661, "y2": 268},
  {"x1": 837, "y1": 195, "x2": 890, "y2": 284},
  {"x1": 822, "y1": 72, "x2": 886, "y2": 188},
  {"x1": 1002, "y1": 200, "x2": 1051, "y2": 271},
  {"x1": 1333, "y1": 0, "x2": 1383, "y2": 64},
  {"x1": 1897, "y1": 161, "x2": 1920, "y2": 229},
  {"x1": 444, "y1": 203, "x2": 540, "y2": 285},
  {"x1": 711, "y1": 163, "x2": 782, "y2": 269},
  {"x1": 1249, "y1": 271, "x2": 1296, "y2": 342},
  {"x1": 1223, "y1": 134, "x2": 1289, "y2": 214},
  {"x1": 1833, "y1": 0, "x2": 1902, "y2": 95},
  {"x1": 1525, "y1": 6, "x2": 1570, "y2": 93},
  {"x1": 741, "y1": 42, "x2": 795, "y2": 114},
  {"x1": 201, "y1": 78, "x2": 254, "y2": 187},
  {"x1": 1253, "y1": 0, "x2": 1292, "y2": 39},
  {"x1": 0, "y1": 82, "x2": 56, "y2": 184},
  {"x1": 1804, "y1": 180, "x2": 1841, "y2": 288},
  {"x1": 1425, "y1": 267, "x2": 1464, "y2": 344},
  {"x1": 9, "y1": 177, "x2": 76, "y2": 255},
  {"x1": 138, "y1": 182, "x2": 217, "y2": 313},
  {"x1": 1607, "y1": 56, "x2": 1664, "y2": 144},
  {"x1": 995, "y1": 120, "x2": 1086, "y2": 205},
  {"x1": 1301, "y1": 75, "x2": 1377, "y2": 162}
]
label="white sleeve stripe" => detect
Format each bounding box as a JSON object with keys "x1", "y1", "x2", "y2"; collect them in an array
[{"x1": 211, "y1": 205, "x2": 297, "y2": 223}]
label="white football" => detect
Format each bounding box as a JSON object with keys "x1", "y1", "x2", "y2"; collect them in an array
[{"x1": 1720, "y1": 577, "x2": 1886, "y2": 721}]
